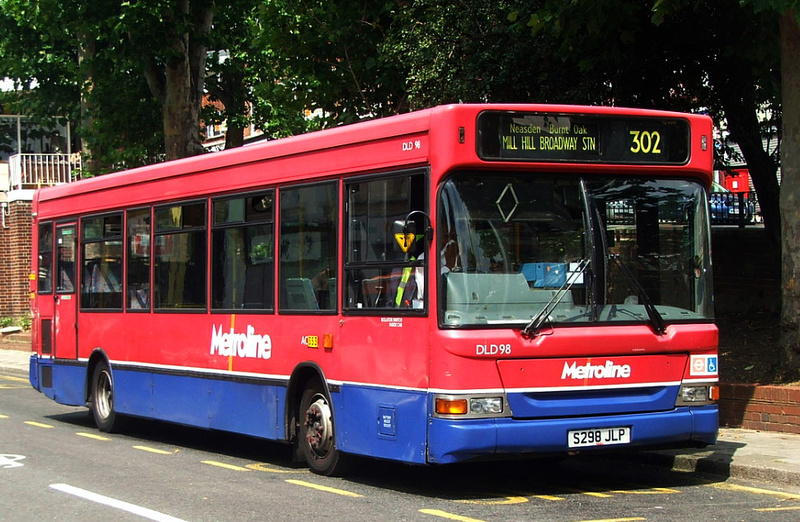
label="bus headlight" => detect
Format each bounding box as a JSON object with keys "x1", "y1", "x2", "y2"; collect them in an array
[
  {"x1": 470, "y1": 397, "x2": 503, "y2": 415},
  {"x1": 434, "y1": 394, "x2": 509, "y2": 418},
  {"x1": 677, "y1": 384, "x2": 719, "y2": 405}
]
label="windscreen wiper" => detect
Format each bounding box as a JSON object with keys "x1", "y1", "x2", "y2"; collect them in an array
[
  {"x1": 608, "y1": 254, "x2": 666, "y2": 335},
  {"x1": 522, "y1": 259, "x2": 591, "y2": 339}
]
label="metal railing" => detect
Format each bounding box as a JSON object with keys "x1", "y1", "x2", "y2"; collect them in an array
[
  {"x1": 709, "y1": 190, "x2": 759, "y2": 227},
  {"x1": 8, "y1": 153, "x2": 82, "y2": 190}
]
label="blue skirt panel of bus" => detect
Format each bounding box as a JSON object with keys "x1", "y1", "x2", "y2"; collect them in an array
[
  {"x1": 113, "y1": 367, "x2": 286, "y2": 441},
  {"x1": 29, "y1": 356, "x2": 287, "y2": 441},
  {"x1": 426, "y1": 405, "x2": 718, "y2": 464},
  {"x1": 335, "y1": 384, "x2": 429, "y2": 465},
  {"x1": 30, "y1": 357, "x2": 87, "y2": 407},
  {"x1": 505, "y1": 385, "x2": 680, "y2": 419}
]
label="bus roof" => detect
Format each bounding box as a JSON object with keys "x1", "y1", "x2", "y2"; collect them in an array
[{"x1": 34, "y1": 103, "x2": 713, "y2": 215}]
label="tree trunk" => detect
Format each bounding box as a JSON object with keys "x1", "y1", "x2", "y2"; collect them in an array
[
  {"x1": 140, "y1": 1, "x2": 213, "y2": 161},
  {"x1": 77, "y1": 32, "x2": 108, "y2": 175},
  {"x1": 780, "y1": 8, "x2": 800, "y2": 380}
]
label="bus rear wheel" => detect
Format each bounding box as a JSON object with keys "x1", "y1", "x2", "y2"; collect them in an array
[
  {"x1": 89, "y1": 361, "x2": 120, "y2": 432},
  {"x1": 298, "y1": 382, "x2": 350, "y2": 476}
]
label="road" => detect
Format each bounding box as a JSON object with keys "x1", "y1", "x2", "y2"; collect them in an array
[{"x1": 2, "y1": 368, "x2": 799, "y2": 522}]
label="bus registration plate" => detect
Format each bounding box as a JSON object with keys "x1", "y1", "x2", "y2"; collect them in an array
[{"x1": 568, "y1": 427, "x2": 631, "y2": 448}]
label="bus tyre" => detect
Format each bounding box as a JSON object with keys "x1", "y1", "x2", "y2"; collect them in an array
[
  {"x1": 89, "y1": 361, "x2": 119, "y2": 432},
  {"x1": 299, "y1": 383, "x2": 349, "y2": 476}
]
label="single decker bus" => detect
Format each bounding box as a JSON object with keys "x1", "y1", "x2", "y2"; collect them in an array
[{"x1": 29, "y1": 104, "x2": 719, "y2": 475}]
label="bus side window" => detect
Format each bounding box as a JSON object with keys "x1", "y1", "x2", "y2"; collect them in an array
[
  {"x1": 37, "y1": 222, "x2": 54, "y2": 294},
  {"x1": 127, "y1": 208, "x2": 151, "y2": 310},
  {"x1": 343, "y1": 172, "x2": 427, "y2": 311},
  {"x1": 153, "y1": 201, "x2": 207, "y2": 310},
  {"x1": 278, "y1": 182, "x2": 338, "y2": 312},
  {"x1": 81, "y1": 213, "x2": 123, "y2": 310},
  {"x1": 212, "y1": 192, "x2": 275, "y2": 311}
]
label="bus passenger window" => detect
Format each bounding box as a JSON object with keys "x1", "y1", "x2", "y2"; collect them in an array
[
  {"x1": 37, "y1": 222, "x2": 54, "y2": 294},
  {"x1": 81, "y1": 214, "x2": 123, "y2": 309},
  {"x1": 127, "y1": 208, "x2": 151, "y2": 310},
  {"x1": 343, "y1": 172, "x2": 427, "y2": 312},
  {"x1": 279, "y1": 182, "x2": 337, "y2": 312},
  {"x1": 153, "y1": 201, "x2": 207, "y2": 309},
  {"x1": 212, "y1": 191, "x2": 275, "y2": 311}
]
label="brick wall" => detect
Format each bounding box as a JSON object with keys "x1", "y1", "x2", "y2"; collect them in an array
[
  {"x1": 0, "y1": 200, "x2": 32, "y2": 319},
  {"x1": 719, "y1": 383, "x2": 800, "y2": 434}
]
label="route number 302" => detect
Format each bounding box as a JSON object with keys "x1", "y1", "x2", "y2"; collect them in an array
[{"x1": 629, "y1": 130, "x2": 662, "y2": 154}]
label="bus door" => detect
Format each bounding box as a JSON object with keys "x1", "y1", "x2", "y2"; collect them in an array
[{"x1": 54, "y1": 222, "x2": 78, "y2": 359}]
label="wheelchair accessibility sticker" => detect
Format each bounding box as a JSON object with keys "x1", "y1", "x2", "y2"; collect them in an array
[{"x1": 689, "y1": 355, "x2": 718, "y2": 377}]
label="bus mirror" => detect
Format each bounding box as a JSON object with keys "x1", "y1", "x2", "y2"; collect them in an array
[{"x1": 394, "y1": 220, "x2": 416, "y2": 254}]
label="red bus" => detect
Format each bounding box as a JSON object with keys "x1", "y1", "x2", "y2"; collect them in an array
[{"x1": 29, "y1": 104, "x2": 719, "y2": 475}]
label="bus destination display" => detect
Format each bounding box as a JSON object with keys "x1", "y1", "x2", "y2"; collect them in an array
[{"x1": 477, "y1": 111, "x2": 690, "y2": 164}]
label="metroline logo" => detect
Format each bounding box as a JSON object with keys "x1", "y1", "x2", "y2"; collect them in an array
[
  {"x1": 561, "y1": 360, "x2": 632, "y2": 380},
  {"x1": 210, "y1": 324, "x2": 272, "y2": 360}
]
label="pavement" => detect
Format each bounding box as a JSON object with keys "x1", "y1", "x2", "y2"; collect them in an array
[{"x1": 3, "y1": 343, "x2": 800, "y2": 489}]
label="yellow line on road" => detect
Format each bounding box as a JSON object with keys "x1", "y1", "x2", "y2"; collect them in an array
[
  {"x1": 531, "y1": 494, "x2": 565, "y2": 501},
  {"x1": 755, "y1": 506, "x2": 800, "y2": 512},
  {"x1": 610, "y1": 487, "x2": 681, "y2": 495},
  {"x1": 201, "y1": 460, "x2": 250, "y2": 471},
  {"x1": 24, "y1": 420, "x2": 53, "y2": 428},
  {"x1": 708, "y1": 482, "x2": 800, "y2": 500},
  {"x1": 0, "y1": 375, "x2": 29, "y2": 383},
  {"x1": 285, "y1": 479, "x2": 362, "y2": 498},
  {"x1": 574, "y1": 518, "x2": 646, "y2": 522},
  {"x1": 76, "y1": 432, "x2": 110, "y2": 441},
  {"x1": 246, "y1": 462, "x2": 308, "y2": 474},
  {"x1": 0, "y1": 414, "x2": 8, "y2": 419},
  {"x1": 455, "y1": 495, "x2": 528, "y2": 505},
  {"x1": 134, "y1": 445, "x2": 174, "y2": 455},
  {"x1": 419, "y1": 509, "x2": 486, "y2": 522}
]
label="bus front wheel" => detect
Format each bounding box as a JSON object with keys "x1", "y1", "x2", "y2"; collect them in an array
[
  {"x1": 89, "y1": 361, "x2": 119, "y2": 432},
  {"x1": 298, "y1": 382, "x2": 349, "y2": 476}
]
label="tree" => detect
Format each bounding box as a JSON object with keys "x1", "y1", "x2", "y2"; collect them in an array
[
  {"x1": 523, "y1": 1, "x2": 782, "y2": 247},
  {"x1": 254, "y1": 0, "x2": 408, "y2": 133},
  {"x1": 777, "y1": 6, "x2": 800, "y2": 377},
  {"x1": 120, "y1": 0, "x2": 214, "y2": 160}
]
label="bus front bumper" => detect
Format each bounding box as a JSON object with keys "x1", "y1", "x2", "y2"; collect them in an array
[{"x1": 427, "y1": 405, "x2": 718, "y2": 464}]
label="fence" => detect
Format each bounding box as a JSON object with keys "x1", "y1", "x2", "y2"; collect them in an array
[
  {"x1": 8, "y1": 153, "x2": 82, "y2": 190},
  {"x1": 709, "y1": 190, "x2": 759, "y2": 227}
]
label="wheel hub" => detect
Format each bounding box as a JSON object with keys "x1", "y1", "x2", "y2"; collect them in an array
[{"x1": 304, "y1": 395, "x2": 333, "y2": 457}]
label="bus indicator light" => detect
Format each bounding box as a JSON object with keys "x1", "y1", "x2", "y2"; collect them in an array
[
  {"x1": 436, "y1": 398, "x2": 468, "y2": 415},
  {"x1": 323, "y1": 333, "x2": 333, "y2": 350}
]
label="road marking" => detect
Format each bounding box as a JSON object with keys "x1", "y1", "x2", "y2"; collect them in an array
[
  {"x1": 50, "y1": 483, "x2": 187, "y2": 522},
  {"x1": 610, "y1": 487, "x2": 680, "y2": 495},
  {"x1": 134, "y1": 445, "x2": 174, "y2": 455},
  {"x1": 708, "y1": 482, "x2": 800, "y2": 500},
  {"x1": 455, "y1": 495, "x2": 528, "y2": 505},
  {"x1": 0, "y1": 454, "x2": 26, "y2": 469},
  {"x1": 0, "y1": 375, "x2": 28, "y2": 383},
  {"x1": 755, "y1": 506, "x2": 800, "y2": 512},
  {"x1": 246, "y1": 462, "x2": 308, "y2": 474},
  {"x1": 77, "y1": 432, "x2": 111, "y2": 441},
  {"x1": 24, "y1": 421, "x2": 53, "y2": 429},
  {"x1": 573, "y1": 519, "x2": 646, "y2": 522},
  {"x1": 285, "y1": 479, "x2": 363, "y2": 497},
  {"x1": 531, "y1": 494, "x2": 565, "y2": 501},
  {"x1": 0, "y1": 414, "x2": 8, "y2": 419},
  {"x1": 201, "y1": 460, "x2": 250, "y2": 471},
  {"x1": 419, "y1": 509, "x2": 486, "y2": 522}
]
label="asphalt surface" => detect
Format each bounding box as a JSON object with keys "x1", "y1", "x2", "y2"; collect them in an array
[{"x1": 3, "y1": 343, "x2": 799, "y2": 488}]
